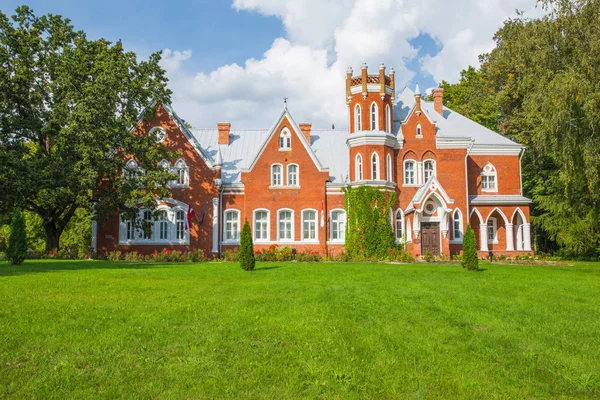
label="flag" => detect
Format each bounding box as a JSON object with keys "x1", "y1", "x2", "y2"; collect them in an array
[
  {"x1": 186, "y1": 207, "x2": 195, "y2": 230},
  {"x1": 320, "y1": 201, "x2": 325, "y2": 228},
  {"x1": 200, "y1": 201, "x2": 208, "y2": 224}
]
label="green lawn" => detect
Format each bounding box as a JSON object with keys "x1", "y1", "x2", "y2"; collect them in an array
[{"x1": 0, "y1": 260, "x2": 599, "y2": 399}]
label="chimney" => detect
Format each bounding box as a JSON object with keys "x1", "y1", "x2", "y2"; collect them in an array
[
  {"x1": 433, "y1": 88, "x2": 444, "y2": 115},
  {"x1": 217, "y1": 123, "x2": 231, "y2": 145},
  {"x1": 299, "y1": 123, "x2": 312, "y2": 144}
]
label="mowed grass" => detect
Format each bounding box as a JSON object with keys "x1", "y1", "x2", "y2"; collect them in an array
[{"x1": 1, "y1": 261, "x2": 599, "y2": 399}]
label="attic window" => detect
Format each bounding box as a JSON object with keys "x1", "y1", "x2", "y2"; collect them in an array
[
  {"x1": 416, "y1": 124, "x2": 422, "y2": 138},
  {"x1": 150, "y1": 126, "x2": 166, "y2": 143},
  {"x1": 279, "y1": 128, "x2": 291, "y2": 150}
]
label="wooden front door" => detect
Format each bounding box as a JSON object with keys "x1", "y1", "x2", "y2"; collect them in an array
[{"x1": 421, "y1": 223, "x2": 440, "y2": 255}]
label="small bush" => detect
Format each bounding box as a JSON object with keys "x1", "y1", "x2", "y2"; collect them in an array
[
  {"x1": 0, "y1": 252, "x2": 6, "y2": 261},
  {"x1": 107, "y1": 250, "x2": 122, "y2": 261},
  {"x1": 124, "y1": 250, "x2": 145, "y2": 262},
  {"x1": 295, "y1": 249, "x2": 322, "y2": 262},
  {"x1": 6, "y1": 210, "x2": 28, "y2": 265},
  {"x1": 423, "y1": 251, "x2": 435, "y2": 263},
  {"x1": 462, "y1": 225, "x2": 479, "y2": 271},
  {"x1": 223, "y1": 249, "x2": 239, "y2": 262},
  {"x1": 184, "y1": 249, "x2": 206, "y2": 263},
  {"x1": 388, "y1": 247, "x2": 415, "y2": 262},
  {"x1": 239, "y1": 220, "x2": 255, "y2": 271}
]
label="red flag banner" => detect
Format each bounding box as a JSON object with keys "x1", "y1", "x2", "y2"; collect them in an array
[{"x1": 186, "y1": 207, "x2": 195, "y2": 231}]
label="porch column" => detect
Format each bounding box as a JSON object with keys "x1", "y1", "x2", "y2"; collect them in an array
[
  {"x1": 505, "y1": 223, "x2": 514, "y2": 251},
  {"x1": 516, "y1": 224, "x2": 523, "y2": 251},
  {"x1": 479, "y1": 224, "x2": 488, "y2": 252},
  {"x1": 523, "y1": 223, "x2": 531, "y2": 251},
  {"x1": 211, "y1": 198, "x2": 219, "y2": 253}
]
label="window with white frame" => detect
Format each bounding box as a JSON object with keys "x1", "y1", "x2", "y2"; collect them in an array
[
  {"x1": 386, "y1": 154, "x2": 393, "y2": 181},
  {"x1": 224, "y1": 210, "x2": 240, "y2": 241},
  {"x1": 330, "y1": 210, "x2": 346, "y2": 241},
  {"x1": 416, "y1": 124, "x2": 422, "y2": 137},
  {"x1": 150, "y1": 126, "x2": 167, "y2": 143},
  {"x1": 385, "y1": 104, "x2": 391, "y2": 133},
  {"x1": 355, "y1": 154, "x2": 363, "y2": 181},
  {"x1": 452, "y1": 209, "x2": 463, "y2": 242},
  {"x1": 142, "y1": 210, "x2": 153, "y2": 239},
  {"x1": 302, "y1": 210, "x2": 317, "y2": 241},
  {"x1": 176, "y1": 209, "x2": 185, "y2": 240},
  {"x1": 158, "y1": 159, "x2": 170, "y2": 170},
  {"x1": 271, "y1": 164, "x2": 283, "y2": 186},
  {"x1": 278, "y1": 210, "x2": 293, "y2": 241},
  {"x1": 395, "y1": 209, "x2": 404, "y2": 241},
  {"x1": 254, "y1": 210, "x2": 269, "y2": 241},
  {"x1": 124, "y1": 159, "x2": 140, "y2": 180},
  {"x1": 172, "y1": 159, "x2": 189, "y2": 187},
  {"x1": 481, "y1": 163, "x2": 497, "y2": 192},
  {"x1": 370, "y1": 103, "x2": 378, "y2": 130},
  {"x1": 287, "y1": 164, "x2": 299, "y2": 186},
  {"x1": 424, "y1": 160, "x2": 435, "y2": 182},
  {"x1": 371, "y1": 153, "x2": 380, "y2": 180},
  {"x1": 404, "y1": 160, "x2": 416, "y2": 185},
  {"x1": 487, "y1": 217, "x2": 497, "y2": 243},
  {"x1": 355, "y1": 104, "x2": 361, "y2": 131},
  {"x1": 157, "y1": 210, "x2": 168, "y2": 240},
  {"x1": 120, "y1": 206, "x2": 189, "y2": 244},
  {"x1": 126, "y1": 219, "x2": 135, "y2": 240},
  {"x1": 279, "y1": 128, "x2": 291, "y2": 149}
]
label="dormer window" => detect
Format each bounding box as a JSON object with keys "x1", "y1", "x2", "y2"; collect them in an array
[
  {"x1": 481, "y1": 162, "x2": 497, "y2": 192},
  {"x1": 279, "y1": 128, "x2": 291, "y2": 150},
  {"x1": 416, "y1": 124, "x2": 422, "y2": 138}
]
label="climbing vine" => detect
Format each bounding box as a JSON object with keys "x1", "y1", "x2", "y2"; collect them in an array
[{"x1": 344, "y1": 186, "x2": 396, "y2": 260}]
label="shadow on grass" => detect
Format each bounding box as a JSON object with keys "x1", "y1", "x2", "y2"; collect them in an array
[
  {"x1": 254, "y1": 266, "x2": 282, "y2": 272},
  {"x1": 0, "y1": 260, "x2": 175, "y2": 277}
]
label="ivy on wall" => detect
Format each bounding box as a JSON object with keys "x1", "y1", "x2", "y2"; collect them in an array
[{"x1": 344, "y1": 186, "x2": 397, "y2": 260}]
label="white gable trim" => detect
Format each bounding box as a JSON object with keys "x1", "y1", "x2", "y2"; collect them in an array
[{"x1": 242, "y1": 108, "x2": 328, "y2": 173}]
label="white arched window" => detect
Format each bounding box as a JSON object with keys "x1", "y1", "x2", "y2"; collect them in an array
[
  {"x1": 254, "y1": 209, "x2": 269, "y2": 241},
  {"x1": 157, "y1": 210, "x2": 168, "y2": 240},
  {"x1": 424, "y1": 160, "x2": 436, "y2": 182},
  {"x1": 386, "y1": 154, "x2": 393, "y2": 181},
  {"x1": 158, "y1": 159, "x2": 170, "y2": 170},
  {"x1": 279, "y1": 128, "x2": 291, "y2": 149},
  {"x1": 371, "y1": 152, "x2": 380, "y2": 180},
  {"x1": 355, "y1": 154, "x2": 363, "y2": 181},
  {"x1": 175, "y1": 209, "x2": 185, "y2": 240},
  {"x1": 354, "y1": 104, "x2": 362, "y2": 132},
  {"x1": 330, "y1": 209, "x2": 346, "y2": 242},
  {"x1": 278, "y1": 209, "x2": 293, "y2": 241},
  {"x1": 124, "y1": 159, "x2": 139, "y2": 179},
  {"x1": 487, "y1": 217, "x2": 498, "y2": 243},
  {"x1": 452, "y1": 209, "x2": 463, "y2": 242},
  {"x1": 385, "y1": 104, "x2": 391, "y2": 133},
  {"x1": 481, "y1": 163, "x2": 498, "y2": 192},
  {"x1": 271, "y1": 164, "x2": 283, "y2": 186},
  {"x1": 395, "y1": 209, "x2": 404, "y2": 242},
  {"x1": 173, "y1": 159, "x2": 189, "y2": 187},
  {"x1": 224, "y1": 210, "x2": 240, "y2": 242},
  {"x1": 287, "y1": 164, "x2": 299, "y2": 186},
  {"x1": 120, "y1": 205, "x2": 190, "y2": 244},
  {"x1": 416, "y1": 124, "x2": 422, "y2": 137},
  {"x1": 370, "y1": 103, "x2": 378, "y2": 130},
  {"x1": 404, "y1": 160, "x2": 416, "y2": 185},
  {"x1": 141, "y1": 209, "x2": 153, "y2": 240},
  {"x1": 302, "y1": 209, "x2": 317, "y2": 241}
]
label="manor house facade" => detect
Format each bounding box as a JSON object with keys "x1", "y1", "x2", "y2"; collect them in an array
[{"x1": 93, "y1": 63, "x2": 533, "y2": 258}]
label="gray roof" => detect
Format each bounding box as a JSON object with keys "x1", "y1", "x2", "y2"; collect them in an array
[{"x1": 469, "y1": 195, "x2": 532, "y2": 205}]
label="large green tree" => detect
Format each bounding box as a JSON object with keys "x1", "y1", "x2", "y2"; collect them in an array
[{"x1": 0, "y1": 7, "x2": 174, "y2": 251}]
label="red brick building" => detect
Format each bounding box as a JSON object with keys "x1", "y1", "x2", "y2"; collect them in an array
[{"x1": 94, "y1": 63, "x2": 532, "y2": 258}]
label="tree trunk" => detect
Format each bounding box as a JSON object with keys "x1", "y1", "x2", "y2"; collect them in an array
[{"x1": 44, "y1": 224, "x2": 62, "y2": 252}]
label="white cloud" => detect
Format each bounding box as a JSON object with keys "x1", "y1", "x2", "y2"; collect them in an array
[{"x1": 164, "y1": 0, "x2": 543, "y2": 129}]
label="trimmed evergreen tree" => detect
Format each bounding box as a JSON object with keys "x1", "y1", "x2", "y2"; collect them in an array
[
  {"x1": 462, "y1": 225, "x2": 479, "y2": 271},
  {"x1": 6, "y1": 210, "x2": 27, "y2": 265},
  {"x1": 239, "y1": 220, "x2": 255, "y2": 271}
]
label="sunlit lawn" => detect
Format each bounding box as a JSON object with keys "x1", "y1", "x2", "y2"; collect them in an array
[{"x1": 0, "y1": 260, "x2": 599, "y2": 398}]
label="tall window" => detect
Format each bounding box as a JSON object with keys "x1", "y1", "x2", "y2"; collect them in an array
[
  {"x1": 287, "y1": 164, "x2": 299, "y2": 186},
  {"x1": 142, "y1": 210, "x2": 153, "y2": 239},
  {"x1": 330, "y1": 210, "x2": 346, "y2": 241},
  {"x1": 424, "y1": 160, "x2": 435, "y2": 182},
  {"x1": 254, "y1": 210, "x2": 269, "y2": 241},
  {"x1": 395, "y1": 209, "x2": 404, "y2": 241},
  {"x1": 125, "y1": 160, "x2": 139, "y2": 179},
  {"x1": 481, "y1": 163, "x2": 497, "y2": 191},
  {"x1": 355, "y1": 104, "x2": 361, "y2": 131},
  {"x1": 416, "y1": 124, "x2": 422, "y2": 137},
  {"x1": 487, "y1": 217, "x2": 497, "y2": 243},
  {"x1": 279, "y1": 128, "x2": 291, "y2": 149},
  {"x1": 173, "y1": 159, "x2": 189, "y2": 187},
  {"x1": 126, "y1": 220, "x2": 134, "y2": 240},
  {"x1": 386, "y1": 154, "x2": 393, "y2": 181},
  {"x1": 385, "y1": 104, "x2": 391, "y2": 133},
  {"x1": 176, "y1": 210, "x2": 185, "y2": 240},
  {"x1": 370, "y1": 103, "x2": 378, "y2": 130},
  {"x1": 271, "y1": 164, "x2": 282, "y2": 186},
  {"x1": 302, "y1": 210, "x2": 317, "y2": 240},
  {"x1": 158, "y1": 210, "x2": 168, "y2": 240},
  {"x1": 452, "y1": 209, "x2": 463, "y2": 241},
  {"x1": 404, "y1": 160, "x2": 416, "y2": 185},
  {"x1": 355, "y1": 154, "x2": 363, "y2": 181},
  {"x1": 371, "y1": 153, "x2": 380, "y2": 180},
  {"x1": 224, "y1": 210, "x2": 240, "y2": 241},
  {"x1": 278, "y1": 210, "x2": 293, "y2": 241}
]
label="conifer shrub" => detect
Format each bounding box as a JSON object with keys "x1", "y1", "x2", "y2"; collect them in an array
[
  {"x1": 6, "y1": 210, "x2": 28, "y2": 265},
  {"x1": 462, "y1": 225, "x2": 479, "y2": 271},
  {"x1": 239, "y1": 220, "x2": 255, "y2": 271}
]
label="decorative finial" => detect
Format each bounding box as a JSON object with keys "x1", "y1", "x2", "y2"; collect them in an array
[
  {"x1": 415, "y1": 83, "x2": 421, "y2": 96},
  {"x1": 379, "y1": 62, "x2": 385, "y2": 70},
  {"x1": 361, "y1": 62, "x2": 368, "y2": 70},
  {"x1": 347, "y1": 66, "x2": 353, "y2": 74},
  {"x1": 283, "y1": 96, "x2": 288, "y2": 108}
]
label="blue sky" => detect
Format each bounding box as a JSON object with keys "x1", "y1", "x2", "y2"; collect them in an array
[{"x1": 1, "y1": 0, "x2": 538, "y2": 127}]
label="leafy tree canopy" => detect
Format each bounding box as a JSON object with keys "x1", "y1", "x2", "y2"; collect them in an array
[{"x1": 0, "y1": 6, "x2": 174, "y2": 251}]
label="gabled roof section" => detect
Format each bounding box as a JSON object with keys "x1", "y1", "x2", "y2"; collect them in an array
[
  {"x1": 243, "y1": 107, "x2": 328, "y2": 173},
  {"x1": 405, "y1": 175, "x2": 454, "y2": 213}
]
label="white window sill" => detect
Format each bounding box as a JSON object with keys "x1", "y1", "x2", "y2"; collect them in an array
[
  {"x1": 301, "y1": 239, "x2": 319, "y2": 244},
  {"x1": 119, "y1": 240, "x2": 189, "y2": 245},
  {"x1": 269, "y1": 185, "x2": 301, "y2": 189},
  {"x1": 487, "y1": 240, "x2": 498, "y2": 245},
  {"x1": 327, "y1": 240, "x2": 345, "y2": 245},
  {"x1": 222, "y1": 240, "x2": 240, "y2": 245},
  {"x1": 279, "y1": 148, "x2": 291, "y2": 152},
  {"x1": 168, "y1": 184, "x2": 190, "y2": 189},
  {"x1": 450, "y1": 239, "x2": 463, "y2": 244},
  {"x1": 482, "y1": 189, "x2": 498, "y2": 193},
  {"x1": 403, "y1": 184, "x2": 419, "y2": 187}
]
